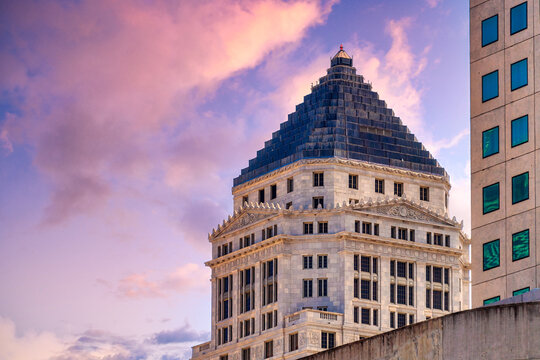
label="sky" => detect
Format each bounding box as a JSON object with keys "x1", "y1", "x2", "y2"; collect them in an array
[{"x1": 0, "y1": 0, "x2": 470, "y2": 359}]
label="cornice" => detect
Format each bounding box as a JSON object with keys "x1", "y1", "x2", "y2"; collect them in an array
[{"x1": 232, "y1": 157, "x2": 450, "y2": 194}]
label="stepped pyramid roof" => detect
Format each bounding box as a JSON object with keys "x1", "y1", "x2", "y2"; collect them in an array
[{"x1": 233, "y1": 46, "x2": 446, "y2": 186}]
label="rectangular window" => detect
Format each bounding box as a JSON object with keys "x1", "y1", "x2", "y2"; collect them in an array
[
  {"x1": 349, "y1": 174, "x2": 358, "y2": 189},
  {"x1": 354, "y1": 220, "x2": 360, "y2": 233},
  {"x1": 390, "y1": 312, "x2": 395, "y2": 328},
  {"x1": 375, "y1": 179, "x2": 384, "y2": 194},
  {"x1": 362, "y1": 222, "x2": 372, "y2": 235},
  {"x1": 397, "y1": 261, "x2": 406, "y2": 278},
  {"x1": 445, "y1": 235, "x2": 450, "y2": 247},
  {"x1": 410, "y1": 229, "x2": 415, "y2": 242},
  {"x1": 409, "y1": 286, "x2": 414, "y2": 306},
  {"x1": 512, "y1": 172, "x2": 529, "y2": 204},
  {"x1": 482, "y1": 126, "x2": 499, "y2": 158},
  {"x1": 483, "y1": 183, "x2": 500, "y2": 214},
  {"x1": 408, "y1": 263, "x2": 414, "y2": 280},
  {"x1": 391, "y1": 226, "x2": 396, "y2": 239},
  {"x1": 303, "y1": 255, "x2": 313, "y2": 269},
  {"x1": 360, "y1": 256, "x2": 370, "y2": 273},
  {"x1": 510, "y1": 2, "x2": 527, "y2": 35},
  {"x1": 354, "y1": 278, "x2": 359, "y2": 298},
  {"x1": 433, "y1": 267, "x2": 442, "y2": 283},
  {"x1": 270, "y1": 184, "x2": 277, "y2": 200},
  {"x1": 397, "y1": 313, "x2": 406, "y2": 328},
  {"x1": 304, "y1": 222, "x2": 314, "y2": 234},
  {"x1": 483, "y1": 239, "x2": 500, "y2": 271},
  {"x1": 390, "y1": 284, "x2": 395, "y2": 303},
  {"x1": 444, "y1": 268, "x2": 449, "y2": 284},
  {"x1": 242, "y1": 195, "x2": 248, "y2": 204},
  {"x1": 264, "y1": 340, "x2": 273, "y2": 359},
  {"x1": 321, "y1": 332, "x2": 335, "y2": 349},
  {"x1": 313, "y1": 172, "x2": 324, "y2": 187},
  {"x1": 374, "y1": 224, "x2": 379, "y2": 236},
  {"x1": 353, "y1": 306, "x2": 359, "y2": 323},
  {"x1": 513, "y1": 287, "x2": 530, "y2": 296},
  {"x1": 409, "y1": 314, "x2": 414, "y2": 325},
  {"x1": 313, "y1": 197, "x2": 324, "y2": 209},
  {"x1": 394, "y1": 182, "x2": 403, "y2": 196},
  {"x1": 220, "y1": 355, "x2": 228, "y2": 360},
  {"x1": 289, "y1": 333, "x2": 298, "y2": 352},
  {"x1": 426, "y1": 265, "x2": 431, "y2": 282},
  {"x1": 318, "y1": 222, "x2": 328, "y2": 234},
  {"x1": 512, "y1": 229, "x2": 530, "y2": 261},
  {"x1": 390, "y1": 260, "x2": 395, "y2": 277},
  {"x1": 397, "y1": 285, "x2": 406, "y2": 305},
  {"x1": 482, "y1": 14, "x2": 498, "y2": 46},
  {"x1": 353, "y1": 254, "x2": 359, "y2": 271},
  {"x1": 287, "y1": 177, "x2": 294, "y2": 193},
  {"x1": 511, "y1": 58, "x2": 528, "y2": 91},
  {"x1": 398, "y1": 228, "x2": 408, "y2": 240},
  {"x1": 318, "y1": 278, "x2": 328, "y2": 297},
  {"x1": 361, "y1": 308, "x2": 370, "y2": 325},
  {"x1": 318, "y1": 255, "x2": 328, "y2": 269},
  {"x1": 482, "y1": 70, "x2": 499, "y2": 102},
  {"x1": 434, "y1": 233, "x2": 443, "y2": 246},
  {"x1": 483, "y1": 296, "x2": 500, "y2": 306},
  {"x1": 433, "y1": 290, "x2": 442, "y2": 310},
  {"x1": 426, "y1": 289, "x2": 431, "y2": 308},
  {"x1": 426, "y1": 232, "x2": 432, "y2": 244},
  {"x1": 361, "y1": 279, "x2": 370, "y2": 300},
  {"x1": 242, "y1": 348, "x2": 250, "y2": 360},
  {"x1": 303, "y1": 279, "x2": 313, "y2": 298},
  {"x1": 420, "y1": 186, "x2": 429, "y2": 201},
  {"x1": 373, "y1": 309, "x2": 378, "y2": 326},
  {"x1": 511, "y1": 115, "x2": 528, "y2": 147},
  {"x1": 259, "y1": 189, "x2": 265, "y2": 203}
]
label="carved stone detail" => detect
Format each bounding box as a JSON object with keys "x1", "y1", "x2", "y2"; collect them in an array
[
  {"x1": 309, "y1": 331, "x2": 320, "y2": 346},
  {"x1": 219, "y1": 212, "x2": 275, "y2": 236},
  {"x1": 362, "y1": 204, "x2": 451, "y2": 225}
]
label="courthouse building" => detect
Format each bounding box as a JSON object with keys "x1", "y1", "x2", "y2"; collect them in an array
[
  {"x1": 470, "y1": 0, "x2": 539, "y2": 308},
  {"x1": 192, "y1": 47, "x2": 470, "y2": 360}
]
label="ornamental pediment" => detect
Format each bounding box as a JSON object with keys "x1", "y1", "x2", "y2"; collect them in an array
[
  {"x1": 355, "y1": 202, "x2": 457, "y2": 227},
  {"x1": 210, "y1": 208, "x2": 278, "y2": 240}
]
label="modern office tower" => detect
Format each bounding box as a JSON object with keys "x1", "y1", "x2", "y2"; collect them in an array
[
  {"x1": 470, "y1": 0, "x2": 539, "y2": 308},
  {"x1": 191, "y1": 47, "x2": 470, "y2": 360}
]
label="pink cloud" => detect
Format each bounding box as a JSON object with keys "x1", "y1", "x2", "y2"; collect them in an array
[
  {"x1": 1, "y1": 0, "x2": 333, "y2": 226},
  {"x1": 114, "y1": 263, "x2": 210, "y2": 299}
]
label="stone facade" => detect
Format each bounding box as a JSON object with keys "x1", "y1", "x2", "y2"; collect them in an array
[
  {"x1": 470, "y1": 0, "x2": 540, "y2": 307},
  {"x1": 191, "y1": 48, "x2": 470, "y2": 360}
]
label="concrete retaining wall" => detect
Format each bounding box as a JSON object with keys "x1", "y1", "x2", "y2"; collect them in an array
[{"x1": 300, "y1": 302, "x2": 540, "y2": 360}]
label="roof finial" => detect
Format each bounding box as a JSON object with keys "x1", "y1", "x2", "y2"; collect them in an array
[{"x1": 340, "y1": 44, "x2": 343, "y2": 51}]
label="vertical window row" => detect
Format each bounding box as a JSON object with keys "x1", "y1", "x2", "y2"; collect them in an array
[
  {"x1": 261, "y1": 259, "x2": 278, "y2": 306},
  {"x1": 217, "y1": 274, "x2": 233, "y2": 321},
  {"x1": 239, "y1": 267, "x2": 255, "y2": 314},
  {"x1": 425, "y1": 265, "x2": 450, "y2": 311},
  {"x1": 353, "y1": 255, "x2": 379, "y2": 302},
  {"x1": 389, "y1": 260, "x2": 414, "y2": 306}
]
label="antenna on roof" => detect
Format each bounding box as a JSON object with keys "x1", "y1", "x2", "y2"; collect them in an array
[{"x1": 340, "y1": 44, "x2": 343, "y2": 51}]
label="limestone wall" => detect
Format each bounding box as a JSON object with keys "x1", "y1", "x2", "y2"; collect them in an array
[{"x1": 299, "y1": 302, "x2": 540, "y2": 360}]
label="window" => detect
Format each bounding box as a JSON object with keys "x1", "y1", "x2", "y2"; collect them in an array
[
  {"x1": 360, "y1": 256, "x2": 370, "y2": 272},
  {"x1": 318, "y1": 222, "x2": 328, "y2": 234},
  {"x1": 433, "y1": 290, "x2": 442, "y2": 310},
  {"x1": 361, "y1": 279, "x2": 371, "y2": 300},
  {"x1": 397, "y1": 313, "x2": 406, "y2": 328},
  {"x1": 313, "y1": 172, "x2": 324, "y2": 187},
  {"x1": 426, "y1": 289, "x2": 431, "y2": 308},
  {"x1": 289, "y1": 333, "x2": 298, "y2": 352},
  {"x1": 362, "y1": 222, "x2": 372, "y2": 235},
  {"x1": 511, "y1": 115, "x2": 528, "y2": 147},
  {"x1": 483, "y1": 239, "x2": 500, "y2": 271},
  {"x1": 303, "y1": 279, "x2": 313, "y2": 297},
  {"x1": 321, "y1": 332, "x2": 335, "y2": 349},
  {"x1": 317, "y1": 306, "x2": 327, "y2": 311},
  {"x1": 420, "y1": 186, "x2": 429, "y2": 201},
  {"x1": 303, "y1": 256, "x2": 313, "y2": 269},
  {"x1": 482, "y1": 126, "x2": 499, "y2": 158},
  {"x1": 511, "y1": 58, "x2": 528, "y2": 91},
  {"x1": 390, "y1": 261, "x2": 414, "y2": 306},
  {"x1": 425, "y1": 266, "x2": 451, "y2": 310},
  {"x1": 264, "y1": 340, "x2": 273, "y2": 359},
  {"x1": 220, "y1": 355, "x2": 229, "y2": 360},
  {"x1": 375, "y1": 179, "x2": 384, "y2": 194},
  {"x1": 312, "y1": 197, "x2": 324, "y2": 209},
  {"x1": 354, "y1": 254, "x2": 359, "y2": 271},
  {"x1": 318, "y1": 278, "x2": 328, "y2": 297},
  {"x1": 483, "y1": 183, "x2": 500, "y2": 214},
  {"x1": 410, "y1": 230, "x2": 415, "y2": 242},
  {"x1": 242, "y1": 195, "x2": 248, "y2": 204},
  {"x1": 426, "y1": 232, "x2": 432, "y2": 244},
  {"x1": 318, "y1": 255, "x2": 328, "y2": 269},
  {"x1": 270, "y1": 184, "x2": 277, "y2": 200},
  {"x1": 354, "y1": 255, "x2": 378, "y2": 301},
  {"x1": 287, "y1": 177, "x2": 294, "y2": 193},
  {"x1": 361, "y1": 308, "x2": 370, "y2": 324},
  {"x1": 398, "y1": 228, "x2": 408, "y2": 240},
  {"x1": 482, "y1": 14, "x2": 498, "y2": 46},
  {"x1": 259, "y1": 189, "x2": 265, "y2": 203},
  {"x1": 354, "y1": 220, "x2": 360, "y2": 233},
  {"x1": 482, "y1": 70, "x2": 499, "y2": 102},
  {"x1": 373, "y1": 309, "x2": 378, "y2": 326},
  {"x1": 434, "y1": 233, "x2": 443, "y2": 246},
  {"x1": 510, "y1": 2, "x2": 527, "y2": 35},
  {"x1": 512, "y1": 229, "x2": 529, "y2": 261},
  {"x1": 391, "y1": 226, "x2": 396, "y2": 239},
  {"x1": 409, "y1": 314, "x2": 414, "y2": 325},
  {"x1": 239, "y1": 267, "x2": 255, "y2": 313},
  {"x1": 374, "y1": 224, "x2": 379, "y2": 236},
  {"x1": 513, "y1": 287, "x2": 530, "y2": 296},
  {"x1": 353, "y1": 306, "x2": 359, "y2": 323},
  {"x1": 286, "y1": 202, "x2": 292, "y2": 209},
  {"x1": 242, "y1": 348, "x2": 251, "y2": 360},
  {"x1": 445, "y1": 235, "x2": 450, "y2": 247},
  {"x1": 512, "y1": 172, "x2": 529, "y2": 204},
  {"x1": 303, "y1": 223, "x2": 313, "y2": 234},
  {"x1": 394, "y1": 182, "x2": 403, "y2": 197},
  {"x1": 217, "y1": 275, "x2": 233, "y2": 321},
  {"x1": 390, "y1": 312, "x2": 395, "y2": 328},
  {"x1": 483, "y1": 296, "x2": 500, "y2": 305},
  {"x1": 349, "y1": 174, "x2": 358, "y2": 189},
  {"x1": 397, "y1": 285, "x2": 406, "y2": 305},
  {"x1": 262, "y1": 259, "x2": 278, "y2": 306}
]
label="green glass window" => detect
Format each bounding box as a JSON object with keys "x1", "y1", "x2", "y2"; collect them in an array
[
  {"x1": 510, "y1": 2, "x2": 527, "y2": 35},
  {"x1": 512, "y1": 229, "x2": 530, "y2": 261},
  {"x1": 482, "y1": 127, "x2": 499, "y2": 158},
  {"x1": 483, "y1": 296, "x2": 500, "y2": 305},
  {"x1": 483, "y1": 183, "x2": 500, "y2": 214},
  {"x1": 483, "y1": 239, "x2": 500, "y2": 271},
  {"x1": 513, "y1": 287, "x2": 530, "y2": 296},
  {"x1": 511, "y1": 59, "x2": 528, "y2": 91},
  {"x1": 482, "y1": 15, "x2": 498, "y2": 46},
  {"x1": 482, "y1": 70, "x2": 499, "y2": 102},
  {"x1": 511, "y1": 172, "x2": 529, "y2": 204},
  {"x1": 511, "y1": 115, "x2": 528, "y2": 147}
]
